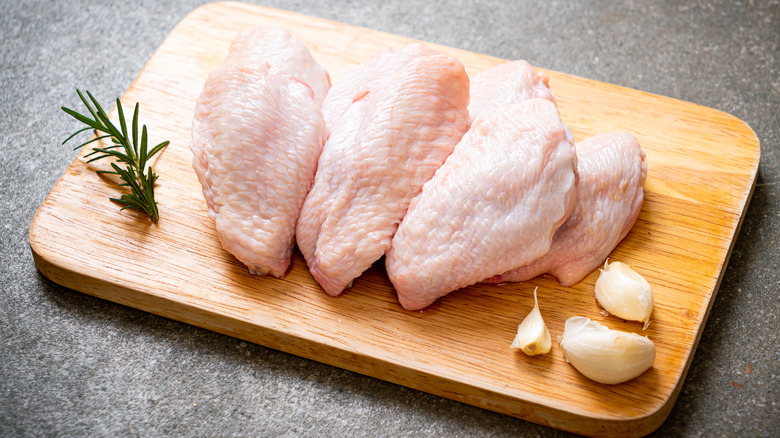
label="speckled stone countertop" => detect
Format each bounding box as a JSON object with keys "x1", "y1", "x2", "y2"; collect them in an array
[{"x1": 1, "y1": 1, "x2": 778, "y2": 436}]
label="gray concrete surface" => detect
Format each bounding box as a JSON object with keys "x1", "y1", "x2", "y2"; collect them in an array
[{"x1": 1, "y1": 0, "x2": 778, "y2": 436}]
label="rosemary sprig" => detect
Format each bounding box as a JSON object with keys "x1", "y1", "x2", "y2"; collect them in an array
[{"x1": 62, "y1": 89, "x2": 169, "y2": 222}]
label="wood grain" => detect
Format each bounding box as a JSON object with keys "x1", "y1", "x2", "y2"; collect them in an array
[{"x1": 29, "y1": 2, "x2": 760, "y2": 436}]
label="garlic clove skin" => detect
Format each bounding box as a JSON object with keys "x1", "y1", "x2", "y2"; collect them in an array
[
  {"x1": 559, "y1": 316, "x2": 655, "y2": 384},
  {"x1": 510, "y1": 287, "x2": 551, "y2": 355},
  {"x1": 595, "y1": 260, "x2": 653, "y2": 329}
]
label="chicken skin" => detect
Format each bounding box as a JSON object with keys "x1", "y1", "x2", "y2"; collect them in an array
[
  {"x1": 190, "y1": 27, "x2": 328, "y2": 277},
  {"x1": 224, "y1": 25, "x2": 331, "y2": 105},
  {"x1": 488, "y1": 133, "x2": 647, "y2": 285},
  {"x1": 468, "y1": 60, "x2": 556, "y2": 123},
  {"x1": 386, "y1": 98, "x2": 578, "y2": 310},
  {"x1": 296, "y1": 44, "x2": 470, "y2": 296}
]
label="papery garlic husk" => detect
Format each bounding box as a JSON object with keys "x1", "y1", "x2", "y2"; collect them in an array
[
  {"x1": 510, "y1": 287, "x2": 551, "y2": 355},
  {"x1": 595, "y1": 260, "x2": 653, "y2": 329},
  {"x1": 559, "y1": 316, "x2": 655, "y2": 384}
]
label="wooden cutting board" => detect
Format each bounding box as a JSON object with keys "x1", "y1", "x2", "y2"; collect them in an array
[{"x1": 29, "y1": 2, "x2": 760, "y2": 436}]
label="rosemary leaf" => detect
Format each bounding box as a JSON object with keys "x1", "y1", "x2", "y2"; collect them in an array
[
  {"x1": 78, "y1": 134, "x2": 114, "y2": 151},
  {"x1": 62, "y1": 89, "x2": 168, "y2": 222},
  {"x1": 62, "y1": 127, "x2": 92, "y2": 145}
]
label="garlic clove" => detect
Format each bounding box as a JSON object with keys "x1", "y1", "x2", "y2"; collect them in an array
[
  {"x1": 510, "y1": 287, "x2": 551, "y2": 355},
  {"x1": 595, "y1": 260, "x2": 654, "y2": 329},
  {"x1": 559, "y1": 316, "x2": 655, "y2": 384}
]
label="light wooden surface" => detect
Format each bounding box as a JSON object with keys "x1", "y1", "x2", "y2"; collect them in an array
[{"x1": 29, "y1": 2, "x2": 760, "y2": 436}]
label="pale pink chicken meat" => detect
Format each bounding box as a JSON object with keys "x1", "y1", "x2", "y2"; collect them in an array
[
  {"x1": 224, "y1": 25, "x2": 331, "y2": 105},
  {"x1": 319, "y1": 47, "x2": 420, "y2": 128},
  {"x1": 468, "y1": 60, "x2": 556, "y2": 123},
  {"x1": 487, "y1": 132, "x2": 648, "y2": 285},
  {"x1": 386, "y1": 98, "x2": 578, "y2": 310},
  {"x1": 190, "y1": 27, "x2": 328, "y2": 277},
  {"x1": 296, "y1": 44, "x2": 470, "y2": 296}
]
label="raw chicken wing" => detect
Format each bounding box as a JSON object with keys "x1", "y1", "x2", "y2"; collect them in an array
[
  {"x1": 386, "y1": 98, "x2": 578, "y2": 310},
  {"x1": 488, "y1": 133, "x2": 647, "y2": 285},
  {"x1": 296, "y1": 44, "x2": 470, "y2": 296},
  {"x1": 191, "y1": 28, "x2": 328, "y2": 277}
]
